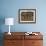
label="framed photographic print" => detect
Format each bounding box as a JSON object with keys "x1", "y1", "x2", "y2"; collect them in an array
[{"x1": 18, "y1": 9, "x2": 36, "y2": 23}]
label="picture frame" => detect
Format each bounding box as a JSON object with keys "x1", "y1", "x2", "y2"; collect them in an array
[{"x1": 18, "y1": 9, "x2": 36, "y2": 24}]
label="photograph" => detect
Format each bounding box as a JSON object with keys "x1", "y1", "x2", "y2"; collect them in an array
[{"x1": 18, "y1": 9, "x2": 36, "y2": 23}]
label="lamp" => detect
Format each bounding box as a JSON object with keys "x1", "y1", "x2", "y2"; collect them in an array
[{"x1": 5, "y1": 18, "x2": 14, "y2": 35}]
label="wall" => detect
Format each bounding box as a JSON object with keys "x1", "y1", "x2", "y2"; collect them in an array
[{"x1": 0, "y1": 0, "x2": 46, "y2": 32}]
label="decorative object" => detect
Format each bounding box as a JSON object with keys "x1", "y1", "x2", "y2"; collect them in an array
[
  {"x1": 25, "y1": 32, "x2": 38, "y2": 35},
  {"x1": 18, "y1": 9, "x2": 36, "y2": 23},
  {"x1": 5, "y1": 18, "x2": 14, "y2": 35}
]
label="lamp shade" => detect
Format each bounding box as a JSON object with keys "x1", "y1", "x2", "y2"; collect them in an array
[{"x1": 5, "y1": 18, "x2": 14, "y2": 25}]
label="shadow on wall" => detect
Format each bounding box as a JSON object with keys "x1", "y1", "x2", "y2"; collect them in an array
[{"x1": 0, "y1": 16, "x2": 5, "y2": 46}]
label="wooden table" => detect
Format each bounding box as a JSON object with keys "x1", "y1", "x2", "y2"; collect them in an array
[{"x1": 4, "y1": 32, "x2": 43, "y2": 46}]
